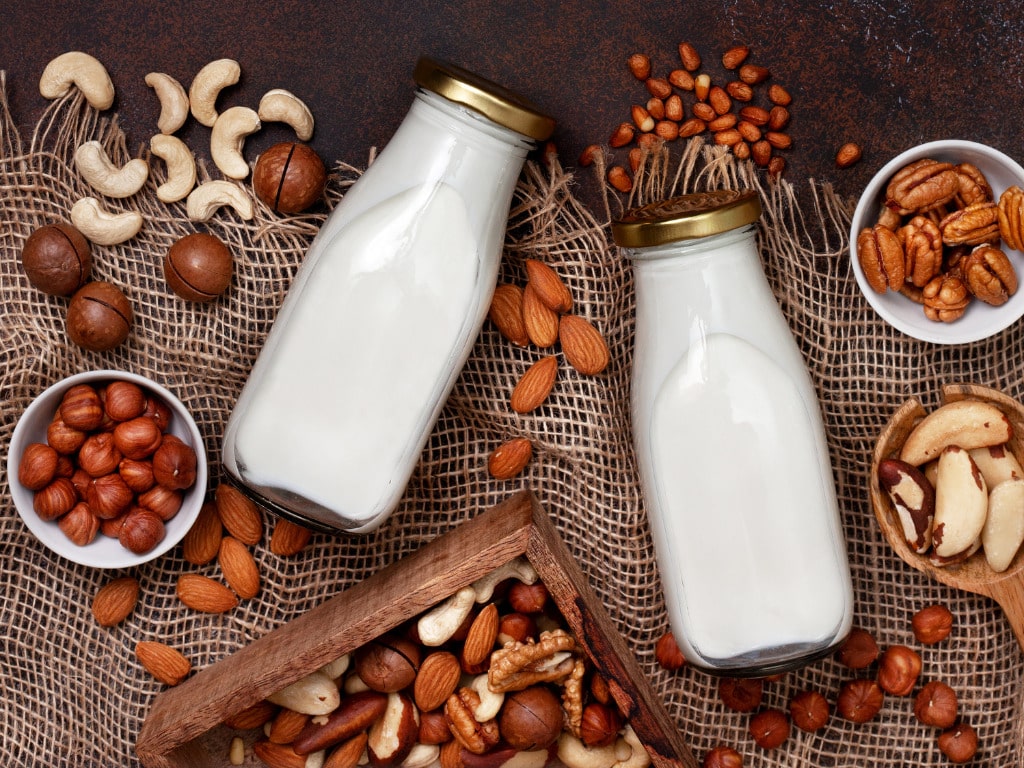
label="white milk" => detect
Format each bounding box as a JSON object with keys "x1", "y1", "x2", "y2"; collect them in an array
[
  {"x1": 221, "y1": 58, "x2": 553, "y2": 532},
  {"x1": 614, "y1": 191, "x2": 853, "y2": 675}
]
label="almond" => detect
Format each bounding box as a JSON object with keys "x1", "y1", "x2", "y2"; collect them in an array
[
  {"x1": 522, "y1": 283, "x2": 559, "y2": 348},
  {"x1": 524, "y1": 259, "x2": 573, "y2": 314},
  {"x1": 270, "y1": 517, "x2": 313, "y2": 556},
  {"x1": 176, "y1": 572, "x2": 239, "y2": 613},
  {"x1": 488, "y1": 284, "x2": 529, "y2": 346},
  {"x1": 488, "y1": 438, "x2": 533, "y2": 480},
  {"x1": 253, "y1": 741, "x2": 307, "y2": 768},
  {"x1": 223, "y1": 700, "x2": 278, "y2": 730},
  {"x1": 269, "y1": 708, "x2": 311, "y2": 744},
  {"x1": 135, "y1": 640, "x2": 191, "y2": 686},
  {"x1": 215, "y1": 482, "x2": 263, "y2": 545},
  {"x1": 182, "y1": 500, "x2": 222, "y2": 565},
  {"x1": 413, "y1": 651, "x2": 462, "y2": 712},
  {"x1": 91, "y1": 575, "x2": 139, "y2": 627},
  {"x1": 462, "y1": 603, "x2": 499, "y2": 667},
  {"x1": 510, "y1": 356, "x2": 558, "y2": 414},
  {"x1": 559, "y1": 315, "x2": 610, "y2": 375},
  {"x1": 324, "y1": 733, "x2": 369, "y2": 768},
  {"x1": 219, "y1": 535, "x2": 261, "y2": 599}
]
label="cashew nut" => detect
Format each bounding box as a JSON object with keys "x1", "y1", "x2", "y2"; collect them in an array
[
  {"x1": 39, "y1": 51, "x2": 115, "y2": 110},
  {"x1": 258, "y1": 88, "x2": 315, "y2": 141},
  {"x1": 74, "y1": 140, "x2": 149, "y2": 198},
  {"x1": 471, "y1": 556, "x2": 538, "y2": 602},
  {"x1": 211, "y1": 106, "x2": 261, "y2": 179},
  {"x1": 611, "y1": 727, "x2": 650, "y2": 768},
  {"x1": 417, "y1": 586, "x2": 476, "y2": 646},
  {"x1": 343, "y1": 671, "x2": 371, "y2": 694},
  {"x1": 189, "y1": 58, "x2": 241, "y2": 127},
  {"x1": 401, "y1": 744, "x2": 440, "y2": 768},
  {"x1": 186, "y1": 180, "x2": 254, "y2": 222},
  {"x1": 469, "y1": 674, "x2": 505, "y2": 722},
  {"x1": 70, "y1": 197, "x2": 143, "y2": 245},
  {"x1": 303, "y1": 750, "x2": 326, "y2": 768},
  {"x1": 144, "y1": 72, "x2": 189, "y2": 134},
  {"x1": 149, "y1": 134, "x2": 196, "y2": 203},
  {"x1": 319, "y1": 652, "x2": 351, "y2": 682},
  {"x1": 266, "y1": 669, "x2": 341, "y2": 715},
  {"x1": 557, "y1": 732, "x2": 621, "y2": 768}
]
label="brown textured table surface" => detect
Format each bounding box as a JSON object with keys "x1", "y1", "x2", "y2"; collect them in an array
[{"x1": 4, "y1": 0, "x2": 1022, "y2": 208}]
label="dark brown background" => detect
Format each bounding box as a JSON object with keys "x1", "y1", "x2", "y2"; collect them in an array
[{"x1": 4, "y1": 0, "x2": 1022, "y2": 208}]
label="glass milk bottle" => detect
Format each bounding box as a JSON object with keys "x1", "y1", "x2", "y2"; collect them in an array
[
  {"x1": 612, "y1": 190, "x2": 853, "y2": 675},
  {"x1": 222, "y1": 57, "x2": 554, "y2": 533}
]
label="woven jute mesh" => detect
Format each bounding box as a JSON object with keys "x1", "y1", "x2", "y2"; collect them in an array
[{"x1": 1, "y1": 73, "x2": 1022, "y2": 766}]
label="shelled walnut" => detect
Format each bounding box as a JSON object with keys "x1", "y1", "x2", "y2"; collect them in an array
[{"x1": 230, "y1": 558, "x2": 651, "y2": 768}]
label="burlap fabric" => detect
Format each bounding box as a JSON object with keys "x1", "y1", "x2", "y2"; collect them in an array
[{"x1": 1, "y1": 72, "x2": 1021, "y2": 766}]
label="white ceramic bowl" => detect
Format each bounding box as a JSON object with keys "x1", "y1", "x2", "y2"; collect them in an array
[
  {"x1": 8, "y1": 370, "x2": 207, "y2": 568},
  {"x1": 849, "y1": 140, "x2": 1024, "y2": 344}
]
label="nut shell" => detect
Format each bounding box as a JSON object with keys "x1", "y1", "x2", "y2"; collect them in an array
[
  {"x1": 21, "y1": 222, "x2": 92, "y2": 296},
  {"x1": 164, "y1": 232, "x2": 233, "y2": 302},
  {"x1": 66, "y1": 281, "x2": 133, "y2": 351},
  {"x1": 252, "y1": 141, "x2": 327, "y2": 214}
]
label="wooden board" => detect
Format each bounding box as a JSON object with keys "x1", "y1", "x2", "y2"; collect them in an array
[{"x1": 135, "y1": 490, "x2": 696, "y2": 768}]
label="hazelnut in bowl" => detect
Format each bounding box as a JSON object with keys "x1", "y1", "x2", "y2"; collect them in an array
[
  {"x1": 850, "y1": 140, "x2": 1024, "y2": 344},
  {"x1": 7, "y1": 370, "x2": 207, "y2": 568}
]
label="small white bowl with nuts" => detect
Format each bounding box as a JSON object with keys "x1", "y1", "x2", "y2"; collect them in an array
[
  {"x1": 8, "y1": 370, "x2": 207, "y2": 568},
  {"x1": 850, "y1": 139, "x2": 1024, "y2": 344}
]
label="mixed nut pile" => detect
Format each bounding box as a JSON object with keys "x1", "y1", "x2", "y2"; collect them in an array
[
  {"x1": 216, "y1": 559, "x2": 648, "y2": 768},
  {"x1": 22, "y1": 51, "x2": 328, "y2": 351},
  {"x1": 878, "y1": 397, "x2": 1024, "y2": 571},
  {"x1": 857, "y1": 158, "x2": 1024, "y2": 322}
]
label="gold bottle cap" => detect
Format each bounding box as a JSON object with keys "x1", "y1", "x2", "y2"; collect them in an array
[
  {"x1": 413, "y1": 56, "x2": 555, "y2": 141},
  {"x1": 611, "y1": 189, "x2": 762, "y2": 248}
]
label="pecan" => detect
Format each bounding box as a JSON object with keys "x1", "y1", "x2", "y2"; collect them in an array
[
  {"x1": 939, "y1": 201, "x2": 1000, "y2": 246},
  {"x1": 955, "y1": 163, "x2": 993, "y2": 207},
  {"x1": 561, "y1": 658, "x2": 587, "y2": 739},
  {"x1": 998, "y1": 185, "x2": 1024, "y2": 251},
  {"x1": 877, "y1": 205, "x2": 902, "y2": 231},
  {"x1": 922, "y1": 273, "x2": 971, "y2": 323},
  {"x1": 445, "y1": 688, "x2": 501, "y2": 755},
  {"x1": 961, "y1": 244, "x2": 1018, "y2": 306},
  {"x1": 488, "y1": 629, "x2": 578, "y2": 693},
  {"x1": 899, "y1": 216, "x2": 943, "y2": 287},
  {"x1": 857, "y1": 224, "x2": 905, "y2": 293},
  {"x1": 885, "y1": 158, "x2": 959, "y2": 215}
]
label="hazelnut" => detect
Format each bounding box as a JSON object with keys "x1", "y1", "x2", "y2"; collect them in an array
[
  {"x1": 54, "y1": 455, "x2": 75, "y2": 478},
  {"x1": 835, "y1": 627, "x2": 879, "y2": 669},
  {"x1": 71, "y1": 467, "x2": 92, "y2": 499},
  {"x1": 702, "y1": 746, "x2": 743, "y2": 768},
  {"x1": 33, "y1": 476, "x2": 78, "y2": 521},
  {"x1": 66, "y1": 280, "x2": 133, "y2": 351},
  {"x1": 579, "y1": 702, "x2": 624, "y2": 748},
  {"x1": 21, "y1": 222, "x2": 92, "y2": 296},
  {"x1": 937, "y1": 721, "x2": 978, "y2": 763},
  {"x1": 103, "y1": 380, "x2": 147, "y2": 421},
  {"x1": 118, "y1": 506, "x2": 166, "y2": 554},
  {"x1": 788, "y1": 690, "x2": 830, "y2": 732},
  {"x1": 507, "y1": 582, "x2": 548, "y2": 614},
  {"x1": 152, "y1": 436, "x2": 198, "y2": 490},
  {"x1": 118, "y1": 458, "x2": 155, "y2": 493},
  {"x1": 100, "y1": 512, "x2": 128, "y2": 539},
  {"x1": 498, "y1": 685, "x2": 563, "y2": 750},
  {"x1": 718, "y1": 677, "x2": 763, "y2": 713},
  {"x1": 142, "y1": 395, "x2": 172, "y2": 432},
  {"x1": 876, "y1": 645, "x2": 922, "y2": 696},
  {"x1": 138, "y1": 484, "x2": 184, "y2": 521},
  {"x1": 912, "y1": 604, "x2": 954, "y2": 645},
  {"x1": 60, "y1": 384, "x2": 105, "y2": 431},
  {"x1": 47, "y1": 417, "x2": 86, "y2": 454},
  {"x1": 18, "y1": 442, "x2": 59, "y2": 490},
  {"x1": 355, "y1": 635, "x2": 422, "y2": 692},
  {"x1": 113, "y1": 416, "x2": 163, "y2": 460},
  {"x1": 748, "y1": 709, "x2": 789, "y2": 750},
  {"x1": 58, "y1": 501, "x2": 100, "y2": 546},
  {"x1": 85, "y1": 473, "x2": 134, "y2": 520},
  {"x1": 77, "y1": 432, "x2": 123, "y2": 477},
  {"x1": 164, "y1": 232, "x2": 233, "y2": 302},
  {"x1": 589, "y1": 673, "x2": 611, "y2": 706},
  {"x1": 655, "y1": 631, "x2": 687, "y2": 670},
  {"x1": 419, "y1": 710, "x2": 453, "y2": 745},
  {"x1": 497, "y1": 612, "x2": 537, "y2": 645},
  {"x1": 252, "y1": 141, "x2": 327, "y2": 214},
  {"x1": 836, "y1": 679, "x2": 884, "y2": 723},
  {"x1": 914, "y1": 680, "x2": 958, "y2": 728}
]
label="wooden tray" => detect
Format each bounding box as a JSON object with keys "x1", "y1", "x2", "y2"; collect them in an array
[{"x1": 135, "y1": 490, "x2": 696, "y2": 768}]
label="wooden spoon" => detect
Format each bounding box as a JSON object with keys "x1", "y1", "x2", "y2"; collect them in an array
[{"x1": 870, "y1": 382, "x2": 1024, "y2": 651}]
